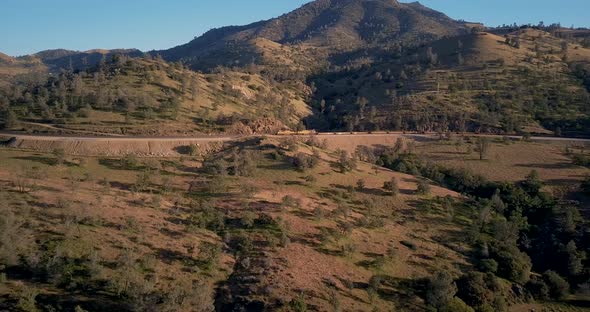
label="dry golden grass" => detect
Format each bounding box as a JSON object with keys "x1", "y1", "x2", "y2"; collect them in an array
[
  {"x1": 417, "y1": 138, "x2": 590, "y2": 186},
  {"x1": 0, "y1": 137, "x2": 475, "y2": 311}
]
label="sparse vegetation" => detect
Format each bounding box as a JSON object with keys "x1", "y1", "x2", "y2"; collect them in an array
[{"x1": 1, "y1": 1, "x2": 590, "y2": 310}]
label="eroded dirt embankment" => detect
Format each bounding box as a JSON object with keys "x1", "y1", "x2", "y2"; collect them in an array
[
  {"x1": 0, "y1": 133, "x2": 412, "y2": 157},
  {"x1": 3, "y1": 135, "x2": 234, "y2": 157}
]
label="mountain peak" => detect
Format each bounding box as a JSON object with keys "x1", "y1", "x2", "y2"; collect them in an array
[{"x1": 161, "y1": 0, "x2": 465, "y2": 69}]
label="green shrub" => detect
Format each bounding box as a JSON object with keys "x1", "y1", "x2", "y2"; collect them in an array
[
  {"x1": 53, "y1": 148, "x2": 66, "y2": 166},
  {"x1": 479, "y1": 259, "x2": 498, "y2": 273},
  {"x1": 356, "y1": 179, "x2": 365, "y2": 191},
  {"x1": 526, "y1": 276, "x2": 550, "y2": 301},
  {"x1": 289, "y1": 293, "x2": 307, "y2": 312},
  {"x1": 426, "y1": 271, "x2": 457, "y2": 309},
  {"x1": 572, "y1": 154, "x2": 590, "y2": 168},
  {"x1": 543, "y1": 270, "x2": 570, "y2": 300},
  {"x1": 490, "y1": 244, "x2": 531, "y2": 284},
  {"x1": 337, "y1": 149, "x2": 356, "y2": 173},
  {"x1": 228, "y1": 233, "x2": 253, "y2": 255},
  {"x1": 188, "y1": 144, "x2": 199, "y2": 156},
  {"x1": 440, "y1": 297, "x2": 474, "y2": 312},
  {"x1": 383, "y1": 177, "x2": 399, "y2": 196},
  {"x1": 292, "y1": 152, "x2": 319, "y2": 171},
  {"x1": 121, "y1": 153, "x2": 139, "y2": 169}
]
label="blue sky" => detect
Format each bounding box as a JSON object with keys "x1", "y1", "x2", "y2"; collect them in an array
[{"x1": 1, "y1": 0, "x2": 588, "y2": 56}]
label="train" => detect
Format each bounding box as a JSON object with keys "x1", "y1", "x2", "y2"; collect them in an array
[
  {"x1": 275, "y1": 130, "x2": 398, "y2": 136},
  {"x1": 276, "y1": 130, "x2": 318, "y2": 136}
]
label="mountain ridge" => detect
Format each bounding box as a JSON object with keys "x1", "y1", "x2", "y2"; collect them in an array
[
  {"x1": 1, "y1": 0, "x2": 590, "y2": 136},
  {"x1": 158, "y1": 0, "x2": 468, "y2": 70}
]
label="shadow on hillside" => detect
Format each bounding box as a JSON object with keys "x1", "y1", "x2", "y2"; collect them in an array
[
  {"x1": 515, "y1": 162, "x2": 576, "y2": 169},
  {"x1": 13, "y1": 155, "x2": 78, "y2": 167},
  {"x1": 35, "y1": 292, "x2": 130, "y2": 312},
  {"x1": 98, "y1": 158, "x2": 144, "y2": 171}
]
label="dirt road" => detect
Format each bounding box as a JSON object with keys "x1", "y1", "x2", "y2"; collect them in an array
[{"x1": 0, "y1": 131, "x2": 588, "y2": 157}]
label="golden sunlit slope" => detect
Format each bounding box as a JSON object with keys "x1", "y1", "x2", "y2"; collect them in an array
[
  {"x1": 0, "y1": 54, "x2": 46, "y2": 87},
  {"x1": 0, "y1": 136, "x2": 478, "y2": 311},
  {"x1": 3, "y1": 56, "x2": 311, "y2": 136},
  {"x1": 307, "y1": 28, "x2": 590, "y2": 136}
]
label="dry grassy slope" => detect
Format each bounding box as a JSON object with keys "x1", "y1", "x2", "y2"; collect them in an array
[
  {"x1": 252, "y1": 139, "x2": 466, "y2": 311},
  {"x1": 405, "y1": 29, "x2": 586, "y2": 93},
  {"x1": 408, "y1": 29, "x2": 589, "y2": 90},
  {"x1": 250, "y1": 38, "x2": 324, "y2": 72},
  {"x1": 0, "y1": 52, "x2": 14, "y2": 64},
  {"x1": 417, "y1": 138, "x2": 590, "y2": 186},
  {"x1": 16, "y1": 58, "x2": 310, "y2": 136},
  {"x1": 0, "y1": 136, "x2": 473, "y2": 311},
  {"x1": 0, "y1": 54, "x2": 46, "y2": 87},
  {"x1": 312, "y1": 28, "x2": 590, "y2": 132},
  {"x1": 0, "y1": 150, "x2": 228, "y2": 310}
]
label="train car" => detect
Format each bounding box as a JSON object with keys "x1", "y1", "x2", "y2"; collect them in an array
[{"x1": 277, "y1": 130, "x2": 317, "y2": 136}]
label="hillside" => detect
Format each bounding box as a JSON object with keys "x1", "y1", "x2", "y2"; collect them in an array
[
  {"x1": 0, "y1": 56, "x2": 310, "y2": 136},
  {"x1": 0, "y1": 53, "x2": 14, "y2": 64},
  {"x1": 0, "y1": 136, "x2": 487, "y2": 311},
  {"x1": 306, "y1": 28, "x2": 590, "y2": 136},
  {"x1": 0, "y1": 54, "x2": 46, "y2": 88},
  {"x1": 1, "y1": 0, "x2": 590, "y2": 137},
  {"x1": 2, "y1": 134, "x2": 589, "y2": 311}
]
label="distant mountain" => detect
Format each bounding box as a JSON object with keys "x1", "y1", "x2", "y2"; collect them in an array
[
  {"x1": 159, "y1": 0, "x2": 468, "y2": 70},
  {"x1": 34, "y1": 48, "x2": 143, "y2": 71}
]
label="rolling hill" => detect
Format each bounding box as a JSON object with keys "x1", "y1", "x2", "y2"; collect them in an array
[
  {"x1": 305, "y1": 28, "x2": 590, "y2": 136},
  {"x1": 0, "y1": 56, "x2": 310, "y2": 136},
  {"x1": 1, "y1": 0, "x2": 590, "y2": 136}
]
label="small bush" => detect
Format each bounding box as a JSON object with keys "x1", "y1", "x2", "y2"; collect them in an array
[
  {"x1": 228, "y1": 233, "x2": 253, "y2": 255},
  {"x1": 440, "y1": 297, "x2": 474, "y2": 312},
  {"x1": 188, "y1": 144, "x2": 199, "y2": 156},
  {"x1": 337, "y1": 149, "x2": 356, "y2": 173},
  {"x1": 526, "y1": 276, "x2": 550, "y2": 301},
  {"x1": 280, "y1": 232, "x2": 290, "y2": 248},
  {"x1": 341, "y1": 242, "x2": 356, "y2": 257},
  {"x1": 53, "y1": 148, "x2": 66, "y2": 166},
  {"x1": 289, "y1": 293, "x2": 307, "y2": 312},
  {"x1": 292, "y1": 152, "x2": 319, "y2": 171},
  {"x1": 356, "y1": 179, "x2": 365, "y2": 191},
  {"x1": 240, "y1": 212, "x2": 257, "y2": 228},
  {"x1": 304, "y1": 174, "x2": 317, "y2": 184},
  {"x1": 121, "y1": 153, "x2": 139, "y2": 169},
  {"x1": 478, "y1": 259, "x2": 498, "y2": 273},
  {"x1": 417, "y1": 179, "x2": 432, "y2": 195},
  {"x1": 383, "y1": 177, "x2": 399, "y2": 196},
  {"x1": 426, "y1": 271, "x2": 457, "y2": 309},
  {"x1": 313, "y1": 206, "x2": 325, "y2": 219}
]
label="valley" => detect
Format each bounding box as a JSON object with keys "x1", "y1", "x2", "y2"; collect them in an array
[{"x1": 1, "y1": 0, "x2": 590, "y2": 311}]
